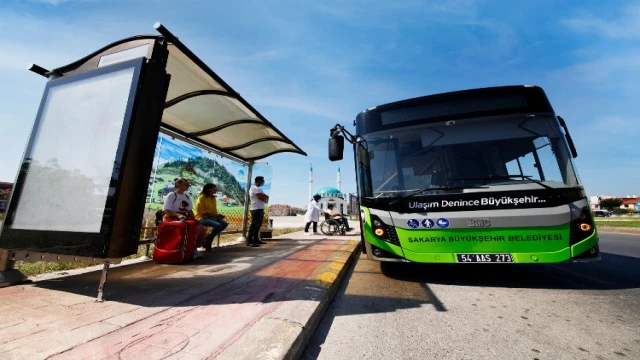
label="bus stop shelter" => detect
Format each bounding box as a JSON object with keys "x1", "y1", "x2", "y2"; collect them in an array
[{"x1": 0, "y1": 23, "x2": 306, "y2": 298}]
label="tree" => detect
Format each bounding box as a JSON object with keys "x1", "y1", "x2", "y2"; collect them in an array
[{"x1": 599, "y1": 198, "x2": 623, "y2": 211}]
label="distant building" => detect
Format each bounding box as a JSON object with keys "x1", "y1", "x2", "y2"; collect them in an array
[
  {"x1": 0, "y1": 182, "x2": 13, "y2": 212},
  {"x1": 269, "y1": 204, "x2": 304, "y2": 216},
  {"x1": 306, "y1": 165, "x2": 352, "y2": 215},
  {"x1": 590, "y1": 195, "x2": 639, "y2": 211},
  {"x1": 621, "y1": 196, "x2": 640, "y2": 211},
  {"x1": 315, "y1": 186, "x2": 349, "y2": 215}
]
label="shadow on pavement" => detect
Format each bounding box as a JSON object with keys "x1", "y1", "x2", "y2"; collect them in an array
[
  {"x1": 31, "y1": 237, "x2": 354, "y2": 308},
  {"x1": 380, "y1": 252, "x2": 640, "y2": 290}
]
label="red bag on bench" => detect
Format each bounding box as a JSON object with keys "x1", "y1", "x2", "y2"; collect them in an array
[{"x1": 153, "y1": 220, "x2": 197, "y2": 264}]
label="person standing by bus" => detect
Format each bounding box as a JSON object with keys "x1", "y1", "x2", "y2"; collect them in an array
[
  {"x1": 248, "y1": 176, "x2": 269, "y2": 247},
  {"x1": 304, "y1": 194, "x2": 323, "y2": 235}
]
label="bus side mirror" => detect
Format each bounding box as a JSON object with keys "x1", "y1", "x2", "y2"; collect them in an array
[
  {"x1": 329, "y1": 135, "x2": 344, "y2": 161},
  {"x1": 557, "y1": 116, "x2": 578, "y2": 158}
]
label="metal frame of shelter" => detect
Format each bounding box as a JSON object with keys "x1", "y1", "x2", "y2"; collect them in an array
[{"x1": 0, "y1": 23, "x2": 306, "y2": 299}]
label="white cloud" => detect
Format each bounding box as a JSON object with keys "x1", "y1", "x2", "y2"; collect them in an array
[
  {"x1": 30, "y1": 0, "x2": 97, "y2": 5},
  {"x1": 543, "y1": 53, "x2": 640, "y2": 152},
  {"x1": 542, "y1": 64, "x2": 640, "y2": 162},
  {"x1": 254, "y1": 95, "x2": 347, "y2": 120},
  {"x1": 0, "y1": 43, "x2": 72, "y2": 72},
  {"x1": 545, "y1": 52, "x2": 640, "y2": 92},
  {"x1": 562, "y1": 2, "x2": 640, "y2": 39},
  {"x1": 580, "y1": 116, "x2": 638, "y2": 143},
  {"x1": 309, "y1": 0, "x2": 481, "y2": 24},
  {"x1": 0, "y1": 12, "x2": 132, "y2": 72}
]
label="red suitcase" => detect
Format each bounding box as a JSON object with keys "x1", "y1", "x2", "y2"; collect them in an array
[{"x1": 153, "y1": 220, "x2": 197, "y2": 264}]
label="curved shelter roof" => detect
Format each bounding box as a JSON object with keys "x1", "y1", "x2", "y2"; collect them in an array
[{"x1": 39, "y1": 23, "x2": 306, "y2": 164}]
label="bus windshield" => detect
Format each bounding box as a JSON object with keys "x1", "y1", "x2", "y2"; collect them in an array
[{"x1": 362, "y1": 115, "x2": 579, "y2": 199}]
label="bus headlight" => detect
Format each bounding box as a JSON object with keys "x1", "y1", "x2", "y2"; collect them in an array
[
  {"x1": 369, "y1": 215, "x2": 400, "y2": 246},
  {"x1": 570, "y1": 208, "x2": 595, "y2": 245},
  {"x1": 579, "y1": 223, "x2": 592, "y2": 232}
]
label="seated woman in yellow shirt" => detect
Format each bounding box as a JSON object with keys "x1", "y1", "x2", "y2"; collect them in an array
[{"x1": 194, "y1": 183, "x2": 229, "y2": 251}]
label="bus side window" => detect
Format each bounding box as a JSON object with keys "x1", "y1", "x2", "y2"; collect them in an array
[
  {"x1": 357, "y1": 143, "x2": 372, "y2": 197},
  {"x1": 533, "y1": 137, "x2": 564, "y2": 183}
]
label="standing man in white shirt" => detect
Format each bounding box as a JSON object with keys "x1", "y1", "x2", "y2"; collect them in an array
[{"x1": 248, "y1": 176, "x2": 269, "y2": 247}]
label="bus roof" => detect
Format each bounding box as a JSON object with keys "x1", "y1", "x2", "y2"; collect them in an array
[
  {"x1": 365, "y1": 85, "x2": 551, "y2": 112},
  {"x1": 355, "y1": 85, "x2": 556, "y2": 131}
]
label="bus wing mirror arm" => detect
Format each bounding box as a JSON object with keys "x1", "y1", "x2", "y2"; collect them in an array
[
  {"x1": 330, "y1": 124, "x2": 365, "y2": 145},
  {"x1": 557, "y1": 116, "x2": 578, "y2": 158},
  {"x1": 329, "y1": 124, "x2": 366, "y2": 161}
]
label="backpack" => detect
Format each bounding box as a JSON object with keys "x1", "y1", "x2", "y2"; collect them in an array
[{"x1": 155, "y1": 209, "x2": 164, "y2": 226}]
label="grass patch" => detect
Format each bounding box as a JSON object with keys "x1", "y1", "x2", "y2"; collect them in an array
[
  {"x1": 273, "y1": 227, "x2": 304, "y2": 236},
  {"x1": 595, "y1": 220, "x2": 640, "y2": 228},
  {"x1": 15, "y1": 244, "x2": 152, "y2": 277},
  {"x1": 14, "y1": 227, "x2": 304, "y2": 277}
]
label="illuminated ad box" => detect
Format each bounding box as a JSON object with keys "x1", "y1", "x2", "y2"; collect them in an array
[{"x1": 0, "y1": 41, "x2": 169, "y2": 258}]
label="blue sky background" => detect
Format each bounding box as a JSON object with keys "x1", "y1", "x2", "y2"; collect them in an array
[{"x1": 1, "y1": 0, "x2": 638, "y2": 207}]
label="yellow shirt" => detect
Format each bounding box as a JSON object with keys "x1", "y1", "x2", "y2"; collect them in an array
[{"x1": 194, "y1": 195, "x2": 218, "y2": 221}]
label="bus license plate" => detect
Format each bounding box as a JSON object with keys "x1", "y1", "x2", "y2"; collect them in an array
[{"x1": 456, "y1": 254, "x2": 513, "y2": 263}]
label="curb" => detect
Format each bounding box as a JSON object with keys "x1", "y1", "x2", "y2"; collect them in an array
[
  {"x1": 216, "y1": 239, "x2": 361, "y2": 360},
  {"x1": 283, "y1": 239, "x2": 360, "y2": 360},
  {"x1": 596, "y1": 226, "x2": 640, "y2": 236}
]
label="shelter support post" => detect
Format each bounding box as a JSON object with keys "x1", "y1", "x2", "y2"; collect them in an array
[
  {"x1": 96, "y1": 262, "x2": 110, "y2": 302},
  {"x1": 0, "y1": 250, "x2": 27, "y2": 288},
  {"x1": 139, "y1": 222, "x2": 153, "y2": 260},
  {"x1": 141, "y1": 243, "x2": 152, "y2": 260},
  {"x1": 237, "y1": 162, "x2": 254, "y2": 243}
]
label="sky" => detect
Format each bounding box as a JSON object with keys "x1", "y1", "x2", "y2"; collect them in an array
[{"x1": 0, "y1": 0, "x2": 639, "y2": 208}]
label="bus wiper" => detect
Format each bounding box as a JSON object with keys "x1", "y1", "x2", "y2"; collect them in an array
[
  {"x1": 451, "y1": 175, "x2": 553, "y2": 190},
  {"x1": 389, "y1": 185, "x2": 488, "y2": 206},
  {"x1": 371, "y1": 190, "x2": 408, "y2": 198}
]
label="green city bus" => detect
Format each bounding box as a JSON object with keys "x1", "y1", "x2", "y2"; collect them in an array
[{"x1": 329, "y1": 85, "x2": 600, "y2": 263}]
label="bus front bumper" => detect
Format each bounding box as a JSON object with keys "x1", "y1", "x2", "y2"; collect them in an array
[{"x1": 365, "y1": 232, "x2": 600, "y2": 264}]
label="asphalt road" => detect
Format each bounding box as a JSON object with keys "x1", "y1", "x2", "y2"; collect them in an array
[{"x1": 303, "y1": 234, "x2": 640, "y2": 360}]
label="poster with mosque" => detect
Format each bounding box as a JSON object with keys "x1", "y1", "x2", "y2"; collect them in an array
[{"x1": 144, "y1": 134, "x2": 272, "y2": 224}]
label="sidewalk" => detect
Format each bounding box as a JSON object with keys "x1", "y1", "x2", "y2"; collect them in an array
[{"x1": 0, "y1": 231, "x2": 361, "y2": 360}]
